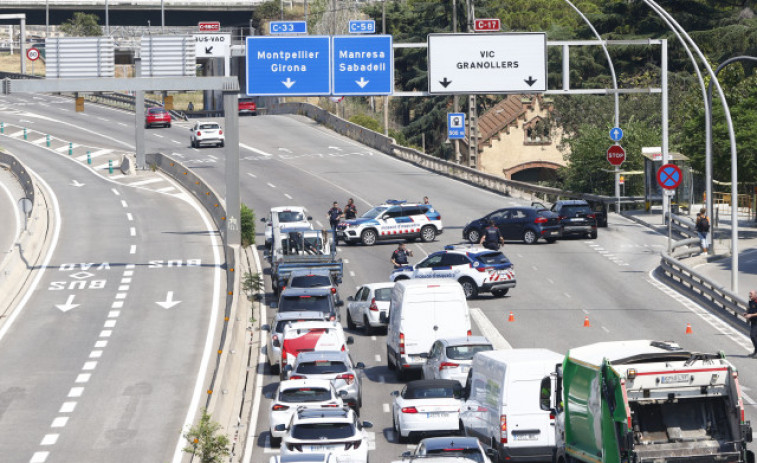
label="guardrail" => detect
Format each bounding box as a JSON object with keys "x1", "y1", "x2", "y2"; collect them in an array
[{"x1": 83, "y1": 91, "x2": 188, "y2": 121}]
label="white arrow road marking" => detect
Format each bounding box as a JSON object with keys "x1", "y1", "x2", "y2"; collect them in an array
[
  {"x1": 56, "y1": 295, "x2": 80, "y2": 312},
  {"x1": 71, "y1": 180, "x2": 85, "y2": 187},
  {"x1": 355, "y1": 77, "x2": 369, "y2": 88},
  {"x1": 282, "y1": 78, "x2": 295, "y2": 88},
  {"x1": 156, "y1": 291, "x2": 181, "y2": 309}
]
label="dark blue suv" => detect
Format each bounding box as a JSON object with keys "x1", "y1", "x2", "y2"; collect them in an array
[{"x1": 463, "y1": 206, "x2": 562, "y2": 245}]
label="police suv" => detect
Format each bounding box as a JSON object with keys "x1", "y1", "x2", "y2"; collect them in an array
[
  {"x1": 389, "y1": 245, "x2": 516, "y2": 299},
  {"x1": 336, "y1": 200, "x2": 442, "y2": 246}
]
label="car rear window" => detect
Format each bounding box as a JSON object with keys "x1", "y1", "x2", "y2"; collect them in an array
[
  {"x1": 426, "y1": 449, "x2": 483, "y2": 463},
  {"x1": 374, "y1": 288, "x2": 392, "y2": 301},
  {"x1": 274, "y1": 317, "x2": 323, "y2": 332},
  {"x1": 279, "y1": 295, "x2": 331, "y2": 314},
  {"x1": 561, "y1": 205, "x2": 591, "y2": 216},
  {"x1": 291, "y1": 423, "x2": 355, "y2": 440},
  {"x1": 290, "y1": 275, "x2": 332, "y2": 288},
  {"x1": 295, "y1": 360, "x2": 348, "y2": 375},
  {"x1": 148, "y1": 108, "x2": 166, "y2": 114},
  {"x1": 477, "y1": 252, "x2": 510, "y2": 265},
  {"x1": 278, "y1": 211, "x2": 306, "y2": 222},
  {"x1": 405, "y1": 385, "x2": 461, "y2": 400},
  {"x1": 199, "y1": 123, "x2": 219, "y2": 130},
  {"x1": 279, "y1": 387, "x2": 332, "y2": 403},
  {"x1": 445, "y1": 344, "x2": 494, "y2": 360}
]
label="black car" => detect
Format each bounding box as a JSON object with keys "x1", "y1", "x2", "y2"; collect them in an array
[
  {"x1": 463, "y1": 206, "x2": 562, "y2": 245},
  {"x1": 547, "y1": 199, "x2": 598, "y2": 239}
]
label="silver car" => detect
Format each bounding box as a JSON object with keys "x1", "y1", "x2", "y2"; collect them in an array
[
  {"x1": 346, "y1": 282, "x2": 394, "y2": 333},
  {"x1": 264, "y1": 311, "x2": 327, "y2": 375},
  {"x1": 421, "y1": 336, "x2": 493, "y2": 385},
  {"x1": 289, "y1": 350, "x2": 365, "y2": 414}
]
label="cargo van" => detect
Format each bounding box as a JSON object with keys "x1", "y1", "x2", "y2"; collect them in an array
[
  {"x1": 460, "y1": 349, "x2": 563, "y2": 462},
  {"x1": 386, "y1": 279, "x2": 472, "y2": 380}
]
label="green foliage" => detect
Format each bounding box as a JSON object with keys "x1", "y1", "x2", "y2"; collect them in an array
[
  {"x1": 241, "y1": 203, "x2": 256, "y2": 248},
  {"x1": 389, "y1": 128, "x2": 407, "y2": 146},
  {"x1": 349, "y1": 114, "x2": 382, "y2": 132},
  {"x1": 59, "y1": 12, "x2": 102, "y2": 37},
  {"x1": 242, "y1": 272, "x2": 264, "y2": 296},
  {"x1": 182, "y1": 409, "x2": 230, "y2": 463}
]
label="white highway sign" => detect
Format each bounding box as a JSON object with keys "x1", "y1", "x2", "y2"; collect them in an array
[
  {"x1": 193, "y1": 33, "x2": 231, "y2": 58},
  {"x1": 428, "y1": 33, "x2": 547, "y2": 94}
]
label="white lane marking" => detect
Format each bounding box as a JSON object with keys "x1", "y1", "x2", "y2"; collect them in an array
[
  {"x1": 470, "y1": 308, "x2": 512, "y2": 350},
  {"x1": 89, "y1": 350, "x2": 103, "y2": 359},
  {"x1": 82, "y1": 361, "x2": 97, "y2": 371},
  {"x1": 171, "y1": 139, "x2": 181, "y2": 144},
  {"x1": 94, "y1": 340, "x2": 108, "y2": 348},
  {"x1": 123, "y1": 270, "x2": 134, "y2": 276},
  {"x1": 316, "y1": 220, "x2": 323, "y2": 228},
  {"x1": 564, "y1": 292, "x2": 571, "y2": 298},
  {"x1": 75, "y1": 374, "x2": 91, "y2": 383},
  {"x1": 59, "y1": 402, "x2": 76, "y2": 413},
  {"x1": 129, "y1": 245, "x2": 136, "y2": 254},
  {"x1": 126, "y1": 213, "x2": 133, "y2": 221},
  {"x1": 7, "y1": 130, "x2": 24, "y2": 138},
  {"x1": 112, "y1": 301, "x2": 124, "y2": 309},
  {"x1": 97, "y1": 117, "x2": 109, "y2": 122},
  {"x1": 109, "y1": 174, "x2": 126, "y2": 180},
  {"x1": 240, "y1": 142, "x2": 273, "y2": 156},
  {"x1": 130, "y1": 227, "x2": 136, "y2": 236},
  {"x1": 68, "y1": 387, "x2": 84, "y2": 398},
  {"x1": 40, "y1": 434, "x2": 58, "y2": 446},
  {"x1": 107, "y1": 311, "x2": 120, "y2": 318},
  {"x1": 284, "y1": 193, "x2": 292, "y2": 199},
  {"x1": 532, "y1": 265, "x2": 538, "y2": 271},
  {"x1": 99, "y1": 330, "x2": 111, "y2": 337},
  {"x1": 349, "y1": 271, "x2": 355, "y2": 277},
  {"x1": 153, "y1": 133, "x2": 164, "y2": 138},
  {"x1": 126, "y1": 178, "x2": 163, "y2": 187},
  {"x1": 111, "y1": 188, "x2": 120, "y2": 196},
  {"x1": 121, "y1": 278, "x2": 131, "y2": 284},
  {"x1": 246, "y1": 172, "x2": 257, "y2": 178},
  {"x1": 383, "y1": 403, "x2": 390, "y2": 413},
  {"x1": 104, "y1": 320, "x2": 116, "y2": 328},
  {"x1": 343, "y1": 259, "x2": 349, "y2": 264},
  {"x1": 371, "y1": 336, "x2": 377, "y2": 341},
  {"x1": 54, "y1": 143, "x2": 76, "y2": 152},
  {"x1": 30, "y1": 451, "x2": 49, "y2": 462},
  {"x1": 267, "y1": 182, "x2": 276, "y2": 188},
  {"x1": 547, "y1": 278, "x2": 554, "y2": 284},
  {"x1": 156, "y1": 187, "x2": 176, "y2": 193},
  {"x1": 118, "y1": 285, "x2": 129, "y2": 291},
  {"x1": 50, "y1": 417, "x2": 68, "y2": 428},
  {"x1": 582, "y1": 308, "x2": 589, "y2": 314},
  {"x1": 75, "y1": 148, "x2": 111, "y2": 162},
  {"x1": 602, "y1": 326, "x2": 610, "y2": 333},
  {"x1": 374, "y1": 354, "x2": 381, "y2": 362},
  {"x1": 121, "y1": 200, "x2": 128, "y2": 208},
  {"x1": 32, "y1": 136, "x2": 47, "y2": 145},
  {"x1": 125, "y1": 264, "x2": 135, "y2": 269},
  {"x1": 0, "y1": 172, "x2": 21, "y2": 243},
  {"x1": 115, "y1": 293, "x2": 127, "y2": 300},
  {"x1": 117, "y1": 122, "x2": 127, "y2": 127}
]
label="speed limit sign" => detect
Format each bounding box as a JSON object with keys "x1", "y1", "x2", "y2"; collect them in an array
[{"x1": 26, "y1": 48, "x2": 40, "y2": 61}]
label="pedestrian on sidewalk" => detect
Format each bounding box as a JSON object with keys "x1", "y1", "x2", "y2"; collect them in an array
[
  {"x1": 695, "y1": 207, "x2": 710, "y2": 254},
  {"x1": 745, "y1": 291, "x2": 757, "y2": 357}
]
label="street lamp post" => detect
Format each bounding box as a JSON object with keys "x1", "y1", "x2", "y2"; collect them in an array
[{"x1": 105, "y1": 0, "x2": 109, "y2": 36}]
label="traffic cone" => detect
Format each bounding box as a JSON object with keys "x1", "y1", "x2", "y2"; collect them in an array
[
  {"x1": 583, "y1": 316, "x2": 591, "y2": 328},
  {"x1": 686, "y1": 323, "x2": 692, "y2": 334},
  {"x1": 508, "y1": 312, "x2": 515, "y2": 322}
]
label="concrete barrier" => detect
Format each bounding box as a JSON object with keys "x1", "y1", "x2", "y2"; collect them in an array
[{"x1": 0, "y1": 151, "x2": 35, "y2": 205}]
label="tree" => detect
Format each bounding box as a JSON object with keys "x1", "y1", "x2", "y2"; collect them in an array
[
  {"x1": 59, "y1": 12, "x2": 102, "y2": 37},
  {"x1": 182, "y1": 409, "x2": 230, "y2": 463},
  {"x1": 240, "y1": 203, "x2": 256, "y2": 248}
]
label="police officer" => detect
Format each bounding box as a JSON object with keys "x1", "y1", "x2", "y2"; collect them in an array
[
  {"x1": 746, "y1": 290, "x2": 757, "y2": 357},
  {"x1": 327, "y1": 201, "x2": 343, "y2": 244},
  {"x1": 480, "y1": 220, "x2": 504, "y2": 251},
  {"x1": 391, "y1": 243, "x2": 413, "y2": 269},
  {"x1": 344, "y1": 198, "x2": 358, "y2": 220}
]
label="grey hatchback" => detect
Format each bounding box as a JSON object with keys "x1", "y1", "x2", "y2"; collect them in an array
[{"x1": 288, "y1": 350, "x2": 365, "y2": 414}]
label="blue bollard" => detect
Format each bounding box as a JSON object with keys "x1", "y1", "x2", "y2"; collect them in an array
[
  {"x1": 46, "y1": 134, "x2": 50, "y2": 147},
  {"x1": 68, "y1": 142, "x2": 73, "y2": 155},
  {"x1": 1, "y1": 122, "x2": 4, "y2": 134},
  {"x1": 87, "y1": 151, "x2": 91, "y2": 165},
  {"x1": 108, "y1": 159, "x2": 113, "y2": 174},
  {"x1": 23, "y1": 128, "x2": 27, "y2": 140}
]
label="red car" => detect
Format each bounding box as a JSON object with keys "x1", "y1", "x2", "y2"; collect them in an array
[
  {"x1": 145, "y1": 107, "x2": 171, "y2": 128},
  {"x1": 238, "y1": 98, "x2": 257, "y2": 116}
]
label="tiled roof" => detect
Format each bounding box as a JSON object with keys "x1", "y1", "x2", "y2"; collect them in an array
[{"x1": 473, "y1": 95, "x2": 538, "y2": 148}]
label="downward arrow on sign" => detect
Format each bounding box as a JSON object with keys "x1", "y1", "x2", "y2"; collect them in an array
[
  {"x1": 205, "y1": 46, "x2": 214, "y2": 54},
  {"x1": 355, "y1": 77, "x2": 369, "y2": 88},
  {"x1": 524, "y1": 76, "x2": 538, "y2": 87},
  {"x1": 156, "y1": 291, "x2": 181, "y2": 309},
  {"x1": 56, "y1": 295, "x2": 79, "y2": 312},
  {"x1": 282, "y1": 78, "x2": 296, "y2": 89}
]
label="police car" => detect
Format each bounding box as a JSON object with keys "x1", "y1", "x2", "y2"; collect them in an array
[
  {"x1": 389, "y1": 245, "x2": 516, "y2": 299},
  {"x1": 337, "y1": 200, "x2": 442, "y2": 246}
]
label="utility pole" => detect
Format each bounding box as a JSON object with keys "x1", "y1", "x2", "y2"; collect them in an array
[
  {"x1": 452, "y1": 0, "x2": 461, "y2": 163},
  {"x1": 466, "y1": 0, "x2": 478, "y2": 168},
  {"x1": 382, "y1": 0, "x2": 389, "y2": 136}
]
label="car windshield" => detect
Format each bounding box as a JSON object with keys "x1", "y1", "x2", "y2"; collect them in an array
[
  {"x1": 425, "y1": 448, "x2": 484, "y2": 463},
  {"x1": 279, "y1": 387, "x2": 332, "y2": 403},
  {"x1": 477, "y1": 253, "x2": 510, "y2": 265},
  {"x1": 291, "y1": 423, "x2": 355, "y2": 440},
  {"x1": 446, "y1": 344, "x2": 494, "y2": 360},
  {"x1": 290, "y1": 275, "x2": 331, "y2": 288},
  {"x1": 295, "y1": 360, "x2": 348, "y2": 375},
  {"x1": 361, "y1": 206, "x2": 388, "y2": 219},
  {"x1": 405, "y1": 385, "x2": 461, "y2": 400},
  {"x1": 374, "y1": 288, "x2": 392, "y2": 301},
  {"x1": 279, "y1": 295, "x2": 331, "y2": 314},
  {"x1": 278, "y1": 211, "x2": 306, "y2": 223},
  {"x1": 561, "y1": 205, "x2": 591, "y2": 216},
  {"x1": 199, "y1": 123, "x2": 219, "y2": 130}
]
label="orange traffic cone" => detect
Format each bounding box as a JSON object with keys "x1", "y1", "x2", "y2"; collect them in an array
[
  {"x1": 508, "y1": 312, "x2": 515, "y2": 322},
  {"x1": 686, "y1": 323, "x2": 692, "y2": 334},
  {"x1": 583, "y1": 316, "x2": 591, "y2": 328}
]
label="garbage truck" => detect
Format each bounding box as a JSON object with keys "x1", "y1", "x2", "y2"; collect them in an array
[{"x1": 552, "y1": 340, "x2": 753, "y2": 463}]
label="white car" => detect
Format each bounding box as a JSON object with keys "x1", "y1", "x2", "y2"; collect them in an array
[
  {"x1": 337, "y1": 200, "x2": 443, "y2": 246},
  {"x1": 346, "y1": 282, "x2": 394, "y2": 332},
  {"x1": 189, "y1": 121, "x2": 224, "y2": 148},
  {"x1": 394, "y1": 437, "x2": 495, "y2": 463},
  {"x1": 391, "y1": 379, "x2": 464, "y2": 443},
  {"x1": 269, "y1": 379, "x2": 345, "y2": 447},
  {"x1": 390, "y1": 245, "x2": 516, "y2": 299},
  {"x1": 263, "y1": 206, "x2": 313, "y2": 247},
  {"x1": 280, "y1": 320, "x2": 354, "y2": 378},
  {"x1": 278, "y1": 407, "x2": 373, "y2": 463},
  {"x1": 265, "y1": 311, "x2": 327, "y2": 376},
  {"x1": 421, "y1": 336, "x2": 494, "y2": 385}
]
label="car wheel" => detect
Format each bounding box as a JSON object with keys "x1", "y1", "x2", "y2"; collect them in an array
[
  {"x1": 590, "y1": 231, "x2": 598, "y2": 239},
  {"x1": 270, "y1": 361, "x2": 280, "y2": 376},
  {"x1": 458, "y1": 278, "x2": 479, "y2": 299},
  {"x1": 387, "y1": 349, "x2": 396, "y2": 371},
  {"x1": 396, "y1": 417, "x2": 408, "y2": 443},
  {"x1": 492, "y1": 288, "x2": 508, "y2": 297},
  {"x1": 270, "y1": 434, "x2": 281, "y2": 448},
  {"x1": 363, "y1": 315, "x2": 373, "y2": 335},
  {"x1": 396, "y1": 355, "x2": 408, "y2": 380},
  {"x1": 190, "y1": 139, "x2": 196, "y2": 148},
  {"x1": 523, "y1": 229, "x2": 538, "y2": 244},
  {"x1": 360, "y1": 229, "x2": 377, "y2": 246},
  {"x1": 220, "y1": 141, "x2": 225, "y2": 148},
  {"x1": 546, "y1": 238, "x2": 557, "y2": 244},
  {"x1": 420, "y1": 225, "x2": 436, "y2": 243},
  {"x1": 467, "y1": 229, "x2": 481, "y2": 244},
  {"x1": 346, "y1": 310, "x2": 356, "y2": 330},
  {"x1": 167, "y1": 123, "x2": 171, "y2": 128}
]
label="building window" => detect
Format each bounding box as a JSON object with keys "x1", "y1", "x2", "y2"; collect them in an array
[{"x1": 524, "y1": 117, "x2": 551, "y2": 145}]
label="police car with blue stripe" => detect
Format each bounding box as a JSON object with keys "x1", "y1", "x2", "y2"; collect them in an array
[
  {"x1": 337, "y1": 200, "x2": 443, "y2": 246},
  {"x1": 389, "y1": 245, "x2": 516, "y2": 299}
]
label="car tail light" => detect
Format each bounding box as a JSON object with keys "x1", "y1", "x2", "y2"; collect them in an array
[
  {"x1": 336, "y1": 373, "x2": 355, "y2": 385},
  {"x1": 500, "y1": 414, "x2": 508, "y2": 443},
  {"x1": 369, "y1": 298, "x2": 379, "y2": 311},
  {"x1": 322, "y1": 403, "x2": 339, "y2": 407},
  {"x1": 271, "y1": 404, "x2": 289, "y2": 411},
  {"x1": 444, "y1": 448, "x2": 464, "y2": 452},
  {"x1": 588, "y1": 214, "x2": 596, "y2": 219},
  {"x1": 219, "y1": 129, "x2": 223, "y2": 135},
  {"x1": 341, "y1": 344, "x2": 346, "y2": 352},
  {"x1": 399, "y1": 332, "x2": 405, "y2": 355},
  {"x1": 281, "y1": 286, "x2": 286, "y2": 292},
  {"x1": 401, "y1": 407, "x2": 418, "y2": 414},
  {"x1": 549, "y1": 412, "x2": 556, "y2": 420},
  {"x1": 331, "y1": 287, "x2": 336, "y2": 294},
  {"x1": 345, "y1": 440, "x2": 362, "y2": 450},
  {"x1": 467, "y1": 329, "x2": 472, "y2": 336},
  {"x1": 287, "y1": 444, "x2": 303, "y2": 452},
  {"x1": 196, "y1": 131, "x2": 202, "y2": 136},
  {"x1": 289, "y1": 375, "x2": 305, "y2": 380},
  {"x1": 534, "y1": 217, "x2": 548, "y2": 224},
  {"x1": 330, "y1": 315, "x2": 336, "y2": 321},
  {"x1": 439, "y1": 362, "x2": 459, "y2": 371}
]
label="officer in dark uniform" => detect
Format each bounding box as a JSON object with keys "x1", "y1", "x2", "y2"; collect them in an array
[
  {"x1": 327, "y1": 201, "x2": 343, "y2": 244},
  {"x1": 480, "y1": 220, "x2": 504, "y2": 251},
  {"x1": 391, "y1": 243, "x2": 413, "y2": 269},
  {"x1": 344, "y1": 198, "x2": 358, "y2": 220},
  {"x1": 746, "y1": 290, "x2": 757, "y2": 357}
]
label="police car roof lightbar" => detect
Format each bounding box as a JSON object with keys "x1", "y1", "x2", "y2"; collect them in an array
[{"x1": 385, "y1": 199, "x2": 407, "y2": 205}]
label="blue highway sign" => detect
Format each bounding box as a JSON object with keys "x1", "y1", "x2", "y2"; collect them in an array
[
  {"x1": 246, "y1": 36, "x2": 331, "y2": 96},
  {"x1": 610, "y1": 127, "x2": 623, "y2": 142},
  {"x1": 269, "y1": 21, "x2": 307, "y2": 34},
  {"x1": 349, "y1": 20, "x2": 376, "y2": 34},
  {"x1": 332, "y1": 35, "x2": 393, "y2": 96},
  {"x1": 448, "y1": 113, "x2": 466, "y2": 140}
]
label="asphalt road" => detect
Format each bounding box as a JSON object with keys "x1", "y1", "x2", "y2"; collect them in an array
[
  {"x1": 0, "y1": 167, "x2": 22, "y2": 257},
  {"x1": 1, "y1": 95, "x2": 757, "y2": 463},
  {"x1": 0, "y1": 130, "x2": 223, "y2": 461}
]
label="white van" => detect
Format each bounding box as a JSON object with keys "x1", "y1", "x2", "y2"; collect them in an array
[
  {"x1": 460, "y1": 349, "x2": 563, "y2": 462},
  {"x1": 386, "y1": 279, "x2": 472, "y2": 380}
]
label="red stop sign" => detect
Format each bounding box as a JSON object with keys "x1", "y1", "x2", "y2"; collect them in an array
[{"x1": 607, "y1": 144, "x2": 626, "y2": 166}]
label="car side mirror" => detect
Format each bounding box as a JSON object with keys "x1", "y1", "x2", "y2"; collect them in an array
[
  {"x1": 307, "y1": 216, "x2": 313, "y2": 220},
  {"x1": 347, "y1": 296, "x2": 354, "y2": 302},
  {"x1": 420, "y1": 352, "x2": 428, "y2": 359},
  {"x1": 261, "y1": 324, "x2": 270, "y2": 332},
  {"x1": 390, "y1": 391, "x2": 399, "y2": 397},
  {"x1": 402, "y1": 451, "x2": 412, "y2": 457},
  {"x1": 337, "y1": 300, "x2": 344, "y2": 307},
  {"x1": 260, "y1": 217, "x2": 267, "y2": 222},
  {"x1": 355, "y1": 362, "x2": 365, "y2": 369},
  {"x1": 274, "y1": 424, "x2": 287, "y2": 432},
  {"x1": 346, "y1": 336, "x2": 354, "y2": 345},
  {"x1": 485, "y1": 449, "x2": 498, "y2": 458},
  {"x1": 361, "y1": 420, "x2": 373, "y2": 429}
]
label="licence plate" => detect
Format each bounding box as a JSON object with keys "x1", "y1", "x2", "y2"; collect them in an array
[
  {"x1": 570, "y1": 218, "x2": 582, "y2": 222},
  {"x1": 512, "y1": 432, "x2": 539, "y2": 441},
  {"x1": 427, "y1": 412, "x2": 449, "y2": 418},
  {"x1": 309, "y1": 445, "x2": 335, "y2": 451},
  {"x1": 548, "y1": 231, "x2": 559, "y2": 236}
]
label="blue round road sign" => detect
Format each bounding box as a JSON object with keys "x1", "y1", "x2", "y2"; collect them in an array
[
  {"x1": 657, "y1": 163, "x2": 682, "y2": 190},
  {"x1": 610, "y1": 127, "x2": 623, "y2": 142}
]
